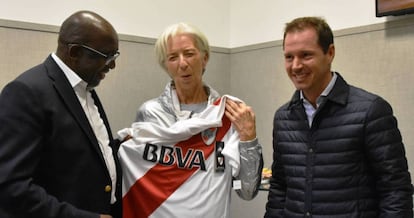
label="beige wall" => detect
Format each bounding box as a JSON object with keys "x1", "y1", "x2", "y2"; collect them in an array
[{"x1": 1, "y1": 16, "x2": 413, "y2": 217}]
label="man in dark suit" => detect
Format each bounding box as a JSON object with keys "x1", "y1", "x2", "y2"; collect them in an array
[{"x1": 0, "y1": 10, "x2": 123, "y2": 218}]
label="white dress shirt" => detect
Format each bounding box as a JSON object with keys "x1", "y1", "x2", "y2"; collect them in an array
[{"x1": 51, "y1": 53, "x2": 117, "y2": 204}]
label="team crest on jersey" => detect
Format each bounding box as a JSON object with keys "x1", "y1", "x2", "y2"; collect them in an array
[{"x1": 201, "y1": 127, "x2": 217, "y2": 145}]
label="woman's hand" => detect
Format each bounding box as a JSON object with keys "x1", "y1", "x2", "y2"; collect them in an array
[{"x1": 224, "y1": 99, "x2": 257, "y2": 141}]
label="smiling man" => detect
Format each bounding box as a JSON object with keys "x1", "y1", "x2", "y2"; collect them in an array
[
  {"x1": 265, "y1": 16, "x2": 413, "y2": 218},
  {"x1": 0, "y1": 10, "x2": 123, "y2": 218}
]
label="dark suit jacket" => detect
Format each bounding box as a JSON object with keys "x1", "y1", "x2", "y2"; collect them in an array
[{"x1": 0, "y1": 55, "x2": 122, "y2": 218}]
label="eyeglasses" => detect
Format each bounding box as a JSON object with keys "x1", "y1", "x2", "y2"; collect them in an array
[{"x1": 68, "y1": 43, "x2": 120, "y2": 65}]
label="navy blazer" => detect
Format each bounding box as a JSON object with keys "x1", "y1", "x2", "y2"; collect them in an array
[{"x1": 0, "y1": 55, "x2": 122, "y2": 218}]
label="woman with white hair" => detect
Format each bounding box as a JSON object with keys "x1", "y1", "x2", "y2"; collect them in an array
[{"x1": 119, "y1": 22, "x2": 263, "y2": 218}]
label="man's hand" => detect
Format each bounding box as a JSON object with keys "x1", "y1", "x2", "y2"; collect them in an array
[
  {"x1": 100, "y1": 214, "x2": 112, "y2": 218},
  {"x1": 224, "y1": 99, "x2": 257, "y2": 141},
  {"x1": 121, "y1": 134, "x2": 132, "y2": 143}
]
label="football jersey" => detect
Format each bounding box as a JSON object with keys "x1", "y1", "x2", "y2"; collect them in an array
[{"x1": 118, "y1": 96, "x2": 241, "y2": 218}]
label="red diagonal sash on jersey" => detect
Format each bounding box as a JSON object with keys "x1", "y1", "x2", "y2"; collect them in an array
[{"x1": 123, "y1": 115, "x2": 231, "y2": 218}]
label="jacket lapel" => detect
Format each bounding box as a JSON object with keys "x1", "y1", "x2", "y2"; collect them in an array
[{"x1": 43, "y1": 56, "x2": 104, "y2": 157}]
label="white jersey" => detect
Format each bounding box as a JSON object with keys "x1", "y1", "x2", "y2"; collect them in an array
[{"x1": 118, "y1": 95, "x2": 241, "y2": 218}]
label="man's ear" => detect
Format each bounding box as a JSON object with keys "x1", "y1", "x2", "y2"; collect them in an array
[
  {"x1": 68, "y1": 44, "x2": 82, "y2": 60},
  {"x1": 327, "y1": 44, "x2": 335, "y2": 62}
]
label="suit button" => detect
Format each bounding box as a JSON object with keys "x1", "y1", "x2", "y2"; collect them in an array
[{"x1": 105, "y1": 185, "x2": 112, "y2": 193}]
